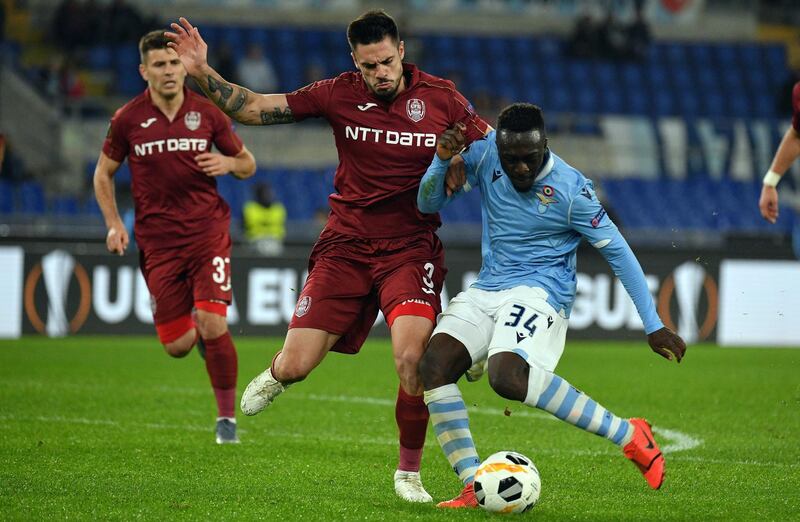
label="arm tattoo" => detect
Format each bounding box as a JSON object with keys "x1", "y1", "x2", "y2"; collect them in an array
[
  {"x1": 260, "y1": 106, "x2": 294, "y2": 125},
  {"x1": 229, "y1": 89, "x2": 247, "y2": 114},
  {"x1": 207, "y1": 75, "x2": 234, "y2": 110}
]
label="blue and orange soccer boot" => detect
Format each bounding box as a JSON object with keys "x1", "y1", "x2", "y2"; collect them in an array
[
  {"x1": 623, "y1": 418, "x2": 665, "y2": 489},
  {"x1": 437, "y1": 482, "x2": 479, "y2": 509}
]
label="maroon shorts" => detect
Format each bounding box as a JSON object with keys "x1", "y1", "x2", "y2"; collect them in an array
[
  {"x1": 139, "y1": 232, "x2": 233, "y2": 328},
  {"x1": 289, "y1": 228, "x2": 447, "y2": 354}
]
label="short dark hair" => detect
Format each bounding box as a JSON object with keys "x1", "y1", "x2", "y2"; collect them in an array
[
  {"x1": 497, "y1": 103, "x2": 546, "y2": 134},
  {"x1": 139, "y1": 30, "x2": 170, "y2": 63},
  {"x1": 347, "y1": 10, "x2": 399, "y2": 49}
]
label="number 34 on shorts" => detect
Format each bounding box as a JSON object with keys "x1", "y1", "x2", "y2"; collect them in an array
[{"x1": 491, "y1": 297, "x2": 567, "y2": 371}]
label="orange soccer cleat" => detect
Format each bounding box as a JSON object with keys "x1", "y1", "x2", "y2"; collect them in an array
[
  {"x1": 623, "y1": 418, "x2": 665, "y2": 489},
  {"x1": 436, "y1": 482, "x2": 479, "y2": 509}
]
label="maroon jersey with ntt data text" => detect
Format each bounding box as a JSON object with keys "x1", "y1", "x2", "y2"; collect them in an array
[
  {"x1": 286, "y1": 63, "x2": 489, "y2": 238},
  {"x1": 103, "y1": 88, "x2": 243, "y2": 249}
]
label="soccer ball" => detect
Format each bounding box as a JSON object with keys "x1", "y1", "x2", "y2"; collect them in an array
[{"x1": 473, "y1": 451, "x2": 541, "y2": 514}]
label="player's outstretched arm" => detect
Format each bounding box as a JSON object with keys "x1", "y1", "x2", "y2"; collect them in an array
[
  {"x1": 759, "y1": 126, "x2": 800, "y2": 223},
  {"x1": 165, "y1": 17, "x2": 294, "y2": 126},
  {"x1": 647, "y1": 327, "x2": 686, "y2": 362},
  {"x1": 93, "y1": 152, "x2": 129, "y2": 256}
]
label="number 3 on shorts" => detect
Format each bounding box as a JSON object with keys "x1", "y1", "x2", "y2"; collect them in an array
[
  {"x1": 212, "y1": 256, "x2": 231, "y2": 292},
  {"x1": 421, "y1": 262, "x2": 435, "y2": 295}
]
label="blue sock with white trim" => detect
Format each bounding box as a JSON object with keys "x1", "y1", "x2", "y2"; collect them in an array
[
  {"x1": 424, "y1": 383, "x2": 481, "y2": 485},
  {"x1": 524, "y1": 368, "x2": 634, "y2": 446}
]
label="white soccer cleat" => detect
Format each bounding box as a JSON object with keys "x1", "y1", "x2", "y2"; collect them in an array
[
  {"x1": 240, "y1": 368, "x2": 287, "y2": 416},
  {"x1": 465, "y1": 359, "x2": 487, "y2": 382},
  {"x1": 394, "y1": 470, "x2": 433, "y2": 503}
]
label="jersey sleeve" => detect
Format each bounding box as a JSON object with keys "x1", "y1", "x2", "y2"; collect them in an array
[
  {"x1": 211, "y1": 109, "x2": 244, "y2": 157},
  {"x1": 418, "y1": 137, "x2": 487, "y2": 214},
  {"x1": 460, "y1": 134, "x2": 491, "y2": 191},
  {"x1": 791, "y1": 81, "x2": 800, "y2": 132},
  {"x1": 569, "y1": 181, "x2": 664, "y2": 334},
  {"x1": 450, "y1": 88, "x2": 489, "y2": 145},
  {"x1": 101, "y1": 108, "x2": 129, "y2": 162},
  {"x1": 285, "y1": 78, "x2": 336, "y2": 122}
]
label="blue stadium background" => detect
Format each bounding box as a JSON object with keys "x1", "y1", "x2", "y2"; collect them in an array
[{"x1": 1, "y1": 1, "x2": 798, "y2": 240}]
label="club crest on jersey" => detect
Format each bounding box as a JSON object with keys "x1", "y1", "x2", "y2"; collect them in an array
[
  {"x1": 406, "y1": 98, "x2": 425, "y2": 122},
  {"x1": 295, "y1": 296, "x2": 312, "y2": 317},
  {"x1": 535, "y1": 190, "x2": 558, "y2": 214},
  {"x1": 184, "y1": 111, "x2": 201, "y2": 131}
]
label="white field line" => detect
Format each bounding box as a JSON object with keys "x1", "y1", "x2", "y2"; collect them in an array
[
  {"x1": 653, "y1": 426, "x2": 703, "y2": 454},
  {"x1": 297, "y1": 393, "x2": 704, "y2": 454},
  {"x1": 0, "y1": 415, "x2": 800, "y2": 469},
  {"x1": 1, "y1": 413, "x2": 793, "y2": 469},
  {"x1": 299, "y1": 392, "x2": 550, "y2": 419}
]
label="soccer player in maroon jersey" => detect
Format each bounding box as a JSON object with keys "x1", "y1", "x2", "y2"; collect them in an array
[
  {"x1": 166, "y1": 11, "x2": 489, "y2": 501},
  {"x1": 93, "y1": 31, "x2": 256, "y2": 444},
  {"x1": 759, "y1": 81, "x2": 800, "y2": 224}
]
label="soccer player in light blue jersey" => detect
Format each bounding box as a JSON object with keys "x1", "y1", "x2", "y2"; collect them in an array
[{"x1": 417, "y1": 103, "x2": 687, "y2": 508}]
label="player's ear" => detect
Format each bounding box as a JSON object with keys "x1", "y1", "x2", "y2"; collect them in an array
[
  {"x1": 139, "y1": 62, "x2": 147, "y2": 82},
  {"x1": 398, "y1": 40, "x2": 405, "y2": 60},
  {"x1": 350, "y1": 51, "x2": 359, "y2": 71}
]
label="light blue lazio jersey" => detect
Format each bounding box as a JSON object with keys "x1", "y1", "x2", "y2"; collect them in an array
[{"x1": 418, "y1": 130, "x2": 663, "y2": 334}]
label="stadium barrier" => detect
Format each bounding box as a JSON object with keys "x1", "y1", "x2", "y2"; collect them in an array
[{"x1": 1, "y1": 243, "x2": 796, "y2": 347}]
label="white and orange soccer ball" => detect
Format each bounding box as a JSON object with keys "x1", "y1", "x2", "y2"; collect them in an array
[{"x1": 473, "y1": 451, "x2": 541, "y2": 514}]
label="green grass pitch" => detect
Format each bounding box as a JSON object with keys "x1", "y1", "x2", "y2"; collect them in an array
[{"x1": 1, "y1": 336, "x2": 798, "y2": 520}]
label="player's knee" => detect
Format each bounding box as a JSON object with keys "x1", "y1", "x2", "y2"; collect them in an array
[
  {"x1": 272, "y1": 356, "x2": 311, "y2": 384},
  {"x1": 195, "y1": 312, "x2": 228, "y2": 340},
  {"x1": 197, "y1": 320, "x2": 227, "y2": 341},
  {"x1": 164, "y1": 340, "x2": 193, "y2": 358},
  {"x1": 394, "y1": 348, "x2": 422, "y2": 380},
  {"x1": 488, "y1": 353, "x2": 528, "y2": 402},
  {"x1": 419, "y1": 334, "x2": 468, "y2": 389}
]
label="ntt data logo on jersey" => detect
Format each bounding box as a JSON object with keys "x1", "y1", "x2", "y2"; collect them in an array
[
  {"x1": 133, "y1": 138, "x2": 209, "y2": 156},
  {"x1": 24, "y1": 250, "x2": 91, "y2": 336},
  {"x1": 345, "y1": 126, "x2": 437, "y2": 147}
]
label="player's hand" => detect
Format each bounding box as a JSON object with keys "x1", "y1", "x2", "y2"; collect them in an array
[
  {"x1": 436, "y1": 123, "x2": 466, "y2": 161},
  {"x1": 195, "y1": 152, "x2": 232, "y2": 176},
  {"x1": 165, "y1": 17, "x2": 208, "y2": 78},
  {"x1": 445, "y1": 155, "x2": 467, "y2": 197},
  {"x1": 106, "y1": 224, "x2": 129, "y2": 256},
  {"x1": 647, "y1": 327, "x2": 686, "y2": 363},
  {"x1": 758, "y1": 185, "x2": 779, "y2": 224}
]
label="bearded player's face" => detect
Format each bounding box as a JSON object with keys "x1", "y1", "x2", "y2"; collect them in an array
[
  {"x1": 140, "y1": 48, "x2": 186, "y2": 100},
  {"x1": 352, "y1": 36, "x2": 405, "y2": 101}
]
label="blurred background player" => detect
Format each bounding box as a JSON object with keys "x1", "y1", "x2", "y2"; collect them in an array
[
  {"x1": 165, "y1": 10, "x2": 489, "y2": 501},
  {"x1": 93, "y1": 30, "x2": 256, "y2": 444},
  {"x1": 243, "y1": 181, "x2": 287, "y2": 256},
  {"x1": 417, "y1": 104, "x2": 686, "y2": 507},
  {"x1": 759, "y1": 80, "x2": 800, "y2": 258}
]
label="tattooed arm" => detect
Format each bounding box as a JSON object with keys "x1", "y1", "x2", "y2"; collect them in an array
[{"x1": 165, "y1": 17, "x2": 294, "y2": 126}]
